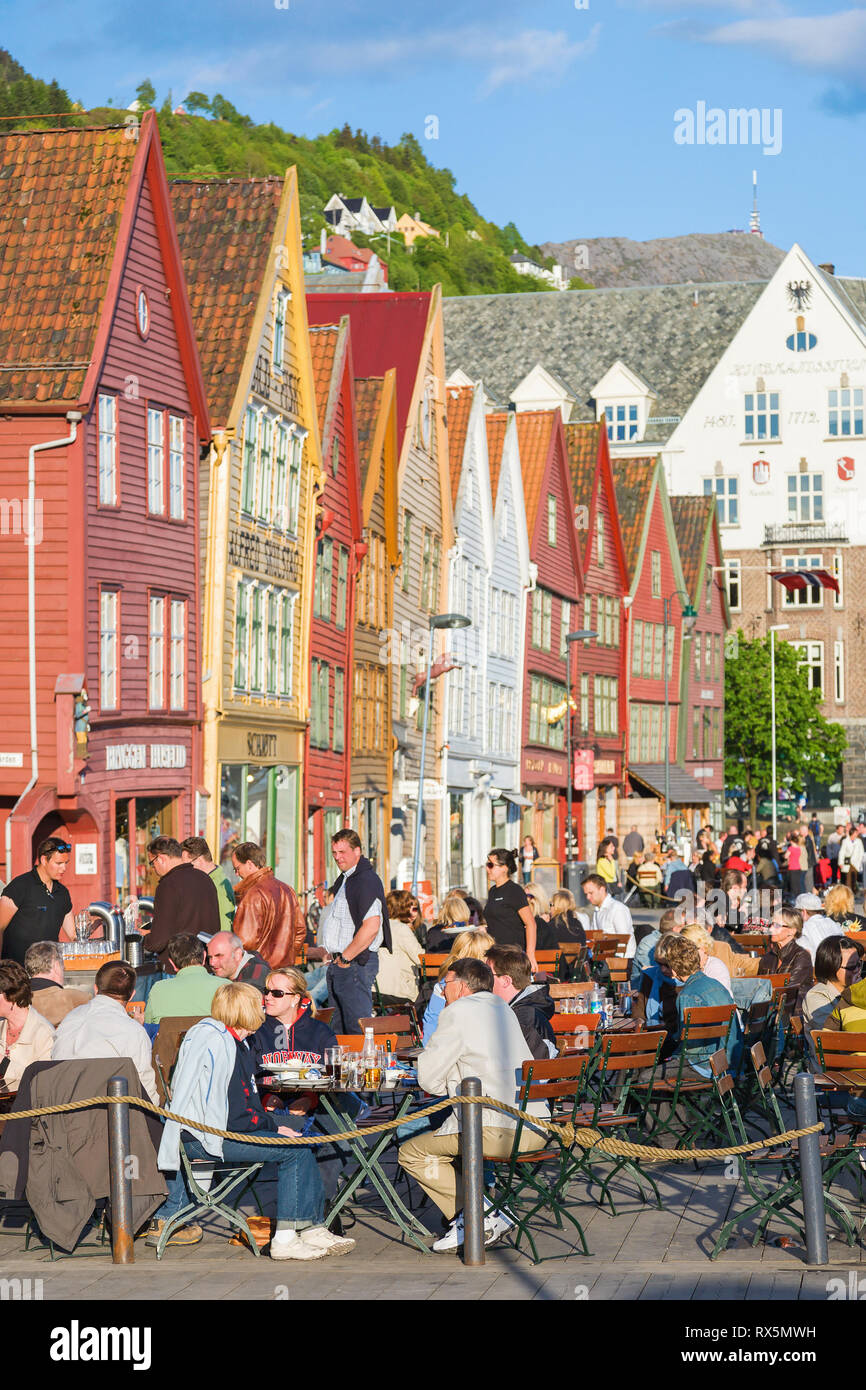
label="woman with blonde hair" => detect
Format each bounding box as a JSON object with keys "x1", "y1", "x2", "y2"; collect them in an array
[
  {"x1": 680, "y1": 923, "x2": 733, "y2": 997},
  {"x1": 151, "y1": 981, "x2": 353, "y2": 1261},
  {"x1": 425, "y1": 894, "x2": 472, "y2": 953},
  {"x1": 422, "y1": 930, "x2": 495, "y2": 1042},
  {"x1": 251, "y1": 968, "x2": 337, "y2": 1070},
  {"x1": 547, "y1": 889, "x2": 587, "y2": 945},
  {"x1": 823, "y1": 883, "x2": 865, "y2": 931}
]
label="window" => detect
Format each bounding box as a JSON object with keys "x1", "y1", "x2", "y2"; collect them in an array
[
  {"x1": 583, "y1": 594, "x2": 592, "y2": 641},
  {"x1": 834, "y1": 641, "x2": 845, "y2": 703},
  {"x1": 560, "y1": 599, "x2": 570, "y2": 657},
  {"x1": 704, "y1": 565, "x2": 713, "y2": 613},
  {"x1": 547, "y1": 494, "x2": 557, "y2": 546},
  {"x1": 336, "y1": 546, "x2": 348, "y2": 629},
  {"x1": 642, "y1": 622, "x2": 653, "y2": 677},
  {"x1": 250, "y1": 587, "x2": 264, "y2": 691},
  {"x1": 241, "y1": 407, "x2": 257, "y2": 514},
  {"x1": 692, "y1": 705, "x2": 700, "y2": 759},
  {"x1": 787, "y1": 473, "x2": 823, "y2": 523},
  {"x1": 100, "y1": 589, "x2": 119, "y2": 711},
  {"x1": 782, "y1": 554, "x2": 823, "y2": 607},
  {"x1": 651, "y1": 550, "x2": 661, "y2": 598},
  {"x1": 579, "y1": 673, "x2": 589, "y2": 733},
  {"x1": 652, "y1": 624, "x2": 663, "y2": 680},
  {"x1": 828, "y1": 387, "x2": 863, "y2": 437},
  {"x1": 279, "y1": 593, "x2": 295, "y2": 697},
  {"x1": 431, "y1": 536, "x2": 442, "y2": 614},
  {"x1": 314, "y1": 537, "x2": 333, "y2": 621},
  {"x1": 632, "y1": 620, "x2": 643, "y2": 677},
  {"x1": 286, "y1": 430, "x2": 302, "y2": 534},
  {"x1": 725, "y1": 558, "x2": 741, "y2": 612},
  {"x1": 147, "y1": 408, "x2": 164, "y2": 515},
  {"x1": 311, "y1": 660, "x2": 330, "y2": 748},
  {"x1": 98, "y1": 394, "x2": 117, "y2": 506},
  {"x1": 448, "y1": 664, "x2": 465, "y2": 737},
  {"x1": 168, "y1": 415, "x2": 184, "y2": 520},
  {"x1": 487, "y1": 682, "x2": 496, "y2": 751},
  {"x1": 713, "y1": 706, "x2": 721, "y2": 757},
  {"x1": 529, "y1": 675, "x2": 566, "y2": 749},
  {"x1": 170, "y1": 599, "x2": 185, "y2": 709},
  {"x1": 274, "y1": 423, "x2": 289, "y2": 528},
  {"x1": 593, "y1": 676, "x2": 618, "y2": 736},
  {"x1": 786, "y1": 316, "x2": 816, "y2": 353},
  {"x1": 469, "y1": 668, "x2": 479, "y2": 740},
  {"x1": 149, "y1": 595, "x2": 165, "y2": 709},
  {"x1": 666, "y1": 625, "x2": 675, "y2": 680},
  {"x1": 703, "y1": 476, "x2": 739, "y2": 527},
  {"x1": 257, "y1": 415, "x2": 273, "y2": 523},
  {"x1": 793, "y1": 640, "x2": 824, "y2": 697},
  {"x1": 234, "y1": 582, "x2": 249, "y2": 689},
  {"x1": 401, "y1": 512, "x2": 412, "y2": 592},
  {"x1": 605, "y1": 403, "x2": 638, "y2": 442},
  {"x1": 744, "y1": 391, "x2": 780, "y2": 441},
  {"x1": 833, "y1": 551, "x2": 843, "y2": 608},
  {"x1": 597, "y1": 515, "x2": 605, "y2": 567},
  {"x1": 713, "y1": 633, "x2": 721, "y2": 682},
  {"x1": 273, "y1": 291, "x2": 288, "y2": 371},
  {"x1": 694, "y1": 632, "x2": 701, "y2": 679},
  {"x1": 266, "y1": 592, "x2": 278, "y2": 695},
  {"x1": 333, "y1": 668, "x2": 345, "y2": 751}
]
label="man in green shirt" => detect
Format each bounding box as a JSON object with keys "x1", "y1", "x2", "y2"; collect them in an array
[
  {"x1": 144, "y1": 934, "x2": 223, "y2": 1024},
  {"x1": 181, "y1": 836, "x2": 235, "y2": 933}
]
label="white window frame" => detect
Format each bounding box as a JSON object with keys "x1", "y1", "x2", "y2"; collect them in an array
[
  {"x1": 605, "y1": 403, "x2": 638, "y2": 442},
  {"x1": 100, "y1": 588, "x2": 119, "y2": 711},
  {"x1": 147, "y1": 407, "x2": 165, "y2": 515},
  {"x1": 169, "y1": 598, "x2": 185, "y2": 710},
  {"x1": 279, "y1": 591, "x2": 296, "y2": 698},
  {"x1": 828, "y1": 386, "x2": 863, "y2": 438},
  {"x1": 833, "y1": 551, "x2": 844, "y2": 609},
  {"x1": 786, "y1": 472, "x2": 824, "y2": 524},
  {"x1": 724, "y1": 557, "x2": 741, "y2": 612},
  {"x1": 651, "y1": 550, "x2": 661, "y2": 598},
  {"x1": 782, "y1": 553, "x2": 823, "y2": 608},
  {"x1": 834, "y1": 640, "x2": 845, "y2": 704},
  {"x1": 547, "y1": 494, "x2": 557, "y2": 546},
  {"x1": 257, "y1": 412, "x2": 274, "y2": 524},
  {"x1": 98, "y1": 394, "x2": 117, "y2": 507},
  {"x1": 792, "y1": 639, "x2": 824, "y2": 699},
  {"x1": 744, "y1": 390, "x2": 780, "y2": 442},
  {"x1": 168, "y1": 414, "x2": 184, "y2": 520},
  {"x1": 273, "y1": 290, "x2": 289, "y2": 373},
  {"x1": 703, "y1": 476, "x2": 739, "y2": 527},
  {"x1": 149, "y1": 594, "x2": 165, "y2": 710}
]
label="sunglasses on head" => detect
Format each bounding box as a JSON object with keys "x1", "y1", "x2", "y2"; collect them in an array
[
  {"x1": 46, "y1": 842, "x2": 72, "y2": 854},
  {"x1": 264, "y1": 988, "x2": 297, "y2": 999}
]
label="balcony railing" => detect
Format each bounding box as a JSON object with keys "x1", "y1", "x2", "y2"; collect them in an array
[{"x1": 762, "y1": 521, "x2": 848, "y2": 546}]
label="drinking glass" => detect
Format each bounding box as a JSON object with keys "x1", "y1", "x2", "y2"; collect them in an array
[
  {"x1": 324, "y1": 1047, "x2": 340, "y2": 1082},
  {"x1": 339, "y1": 1052, "x2": 354, "y2": 1088}
]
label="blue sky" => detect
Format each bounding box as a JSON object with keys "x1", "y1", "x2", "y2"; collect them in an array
[{"x1": 6, "y1": 0, "x2": 866, "y2": 272}]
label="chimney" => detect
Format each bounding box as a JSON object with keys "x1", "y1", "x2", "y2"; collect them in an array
[
  {"x1": 818, "y1": 262, "x2": 835, "y2": 276},
  {"x1": 507, "y1": 401, "x2": 517, "y2": 413},
  {"x1": 320, "y1": 226, "x2": 327, "y2": 255}
]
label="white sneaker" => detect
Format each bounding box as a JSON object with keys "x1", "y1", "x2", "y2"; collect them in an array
[
  {"x1": 269, "y1": 1230, "x2": 328, "y2": 1261},
  {"x1": 483, "y1": 1210, "x2": 515, "y2": 1247},
  {"x1": 432, "y1": 1212, "x2": 465, "y2": 1253},
  {"x1": 299, "y1": 1225, "x2": 356, "y2": 1256}
]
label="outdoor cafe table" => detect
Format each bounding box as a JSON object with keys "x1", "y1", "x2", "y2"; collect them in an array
[{"x1": 259, "y1": 1076, "x2": 432, "y2": 1254}]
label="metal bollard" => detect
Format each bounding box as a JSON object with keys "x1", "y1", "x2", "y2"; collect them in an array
[
  {"x1": 107, "y1": 1075, "x2": 135, "y2": 1264},
  {"x1": 460, "y1": 1077, "x2": 485, "y2": 1267},
  {"x1": 793, "y1": 1071, "x2": 828, "y2": 1266}
]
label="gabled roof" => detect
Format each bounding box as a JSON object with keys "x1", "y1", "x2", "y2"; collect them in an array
[
  {"x1": 670, "y1": 495, "x2": 714, "y2": 600},
  {"x1": 356, "y1": 369, "x2": 399, "y2": 565},
  {"x1": 309, "y1": 323, "x2": 341, "y2": 440},
  {"x1": 446, "y1": 384, "x2": 474, "y2": 507},
  {"x1": 355, "y1": 377, "x2": 384, "y2": 493},
  {"x1": 513, "y1": 409, "x2": 558, "y2": 536},
  {"x1": 170, "y1": 175, "x2": 284, "y2": 427},
  {"x1": 563, "y1": 422, "x2": 597, "y2": 516},
  {"x1": 444, "y1": 282, "x2": 765, "y2": 440},
  {"x1": 611, "y1": 456, "x2": 658, "y2": 582},
  {"x1": 325, "y1": 233, "x2": 375, "y2": 266},
  {"x1": 485, "y1": 412, "x2": 509, "y2": 505}
]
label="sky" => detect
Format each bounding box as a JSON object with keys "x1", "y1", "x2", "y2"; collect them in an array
[{"x1": 5, "y1": 0, "x2": 866, "y2": 273}]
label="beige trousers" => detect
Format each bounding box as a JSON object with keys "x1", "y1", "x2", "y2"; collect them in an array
[{"x1": 398, "y1": 1125, "x2": 547, "y2": 1220}]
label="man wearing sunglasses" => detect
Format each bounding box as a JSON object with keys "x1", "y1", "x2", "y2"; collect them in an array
[{"x1": 0, "y1": 837, "x2": 75, "y2": 966}]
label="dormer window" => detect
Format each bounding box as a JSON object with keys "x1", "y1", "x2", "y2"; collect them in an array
[
  {"x1": 605, "y1": 404, "x2": 638, "y2": 442},
  {"x1": 591, "y1": 360, "x2": 655, "y2": 445}
]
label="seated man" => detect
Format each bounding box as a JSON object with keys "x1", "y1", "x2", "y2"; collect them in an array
[
  {"x1": 207, "y1": 931, "x2": 269, "y2": 993},
  {"x1": 398, "y1": 957, "x2": 548, "y2": 1252},
  {"x1": 24, "y1": 940, "x2": 89, "y2": 1025},
  {"x1": 486, "y1": 946, "x2": 557, "y2": 1060},
  {"x1": 51, "y1": 960, "x2": 159, "y2": 1102},
  {"x1": 581, "y1": 873, "x2": 636, "y2": 958},
  {"x1": 144, "y1": 934, "x2": 223, "y2": 1025}
]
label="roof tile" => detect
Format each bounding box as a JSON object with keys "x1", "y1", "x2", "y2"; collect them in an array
[
  {"x1": 513, "y1": 410, "x2": 557, "y2": 535},
  {"x1": 611, "y1": 455, "x2": 658, "y2": 582},
  {"x1": 670, "y1": 494, "x2": 714, "y2": 599},
  {"x1": 485, "y1": 412, "x2": 509, "y2": 505},
  {"x1": 445, "y1": 384, "x2": 473, "y2": 507},
  {"x1": 354, "y1": 376, "x2": 384, "y2": 491},
  {"x1": 309, "y1": 323, "x2": 340, "y2": 440}
]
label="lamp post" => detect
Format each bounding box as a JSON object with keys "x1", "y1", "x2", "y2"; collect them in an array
[
  {"x1": 768, "y1": 624, "x2": 790, "y2": 843},
  {"x1": 662, "y1": 591, "x2": 699, "y2": 838},
  {"x1": 411, "y1": 612, "x2": 471, "y2": 897},
  {"x1": 565, "y1": 629, "x2": 597, "y2": 882}
]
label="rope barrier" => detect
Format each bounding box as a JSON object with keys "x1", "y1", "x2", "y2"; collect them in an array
[{"x1": 1, "y1": 1092, "x2": 824, "y2": 1161}]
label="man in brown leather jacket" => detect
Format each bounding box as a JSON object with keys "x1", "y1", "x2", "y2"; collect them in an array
[{"x1": 231, "y1": 842, "x2": 306, "y2": 968}]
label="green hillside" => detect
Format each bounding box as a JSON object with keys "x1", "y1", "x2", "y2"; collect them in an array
[{"x1": 0, "y1": 56, "x2": 591, "y2": 297}]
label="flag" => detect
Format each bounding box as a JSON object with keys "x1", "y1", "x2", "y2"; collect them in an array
[{"x1": 769, "y1": 569, "x2": 839, "y2": 594}]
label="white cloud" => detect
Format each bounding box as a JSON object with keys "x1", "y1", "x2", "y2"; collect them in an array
[{"x1": 690, "y1": 8, "x2": 866, "y2": 79}]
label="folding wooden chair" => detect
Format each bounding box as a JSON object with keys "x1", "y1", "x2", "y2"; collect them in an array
[
  {"x1": 420, "y1": 953, "x2": 448, "y2": 979},
  {"x1": 637, "y1": 1005, "x2": 736, "y2": 1150},
  {"x1": 358, "y1": 1014, "x2": 421, "y2": 1048},
  {"x1": 556, "y1": 943, "x2": 589, "y2": 981},
  {"x1": 550, "y1": 981, "x2": 595, "y2": 1006},
  {"x1": 572, "y1": 1030, "x2": 668, "y2": 1215},
  {"x1": 533, "y1": 949, "x2": 561, "y2": 978},
  {"x1": 151, "y1": 1016, "x2": 206, "y2": 1105}
]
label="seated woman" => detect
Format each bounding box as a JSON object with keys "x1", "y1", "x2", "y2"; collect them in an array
[
  {"x1": 546, "y1": 889, "x2": 587, "y2": 945},
  {"x1": 822, "y1": 883, "x2": 866, "y2": 933},
  {"x1": 631, "y1": 932, "x2": 681, "y2": 1059},
  {"x1": 376, "y1": 891, "x2": 424, "y2": 1005},
  {"x1": 803, "y1": 936, "x2": 859, "y2": 1056},
  {"x1": 252, "y1": 968, "x2": 337, "y2": 1070},
  {"x1": 756, "y1": 908, "x2": 814, "y2": 1017},
  {"x1": 680, "y1": 923, "x2": 733, "y2": 998},
  {"x1": 422, "y1": 930, "x2": 494, "y2": 1043},
  {"x1": 424, "y1": 896, "x2": 472, "y2": 954},
  {"x1": 0, "y1": 960, "x2": 55, "y2": 1089},
  {"x1": 636, "y1": 854, "x2": 663, "y2": 907},
  {"x1": 151, "y1": 981, "x2": 353, "y2": 1260},
  {"x1": 524, "y1": 881, "x2": 556, "y2": 949}
]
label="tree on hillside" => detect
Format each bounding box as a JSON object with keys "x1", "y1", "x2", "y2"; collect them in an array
[
  {"x1": 184, "y1": 91, "x2": 211, "y2": 115},
  {"x1": 135, "y1": 79, "x2": 156, "y2": 109},
  {"x1": 724, "y1": 631, "x2": 846, "y2": 826}
]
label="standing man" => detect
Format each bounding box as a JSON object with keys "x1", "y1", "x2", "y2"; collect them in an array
[
  {"x1": 0, "y1": 837, "x2": 75, "y2": 965},
  {"x1": 321, "y1": 828, "x2": 391, "y2": 1034},
  {"x1": 622, "y1": 825, "x2": 644, "y2": 859},
  {"x1": 580, "y1": 873, "x2": 636, "y2": 958},
  {"x1": 181, "y1": 836, "x2": 236, "y2": 933},
  {"x1": 231, "y1": 842, "x2": 305, "y2": 968},
  {"x1": 140, "y1": 837, "x2": 220, "y2": 965}
]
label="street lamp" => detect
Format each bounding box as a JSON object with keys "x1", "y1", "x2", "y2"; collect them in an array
[
  {"x1": 565, "y1": 629, "x2": 597, "y2": 882},
  {"x1": 662, "y1": 592, "x2": 699, "y2": 836},
  {"x1": 768, "y1": 624, "x2": 790, "y2": 843},
  {"x1": 411, "y1": 612, "x2": 471, "y2": 896}
]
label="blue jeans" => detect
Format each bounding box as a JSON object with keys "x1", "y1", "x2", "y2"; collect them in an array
[
  {"x1": 304, "y1": 964, "x2": 329, "y2": 1007},
  {"x1": 327, "y1": 952, "x2": 379, "y2": 1033},
  {"x1": 157, "y1": 1134, "x2": 325, "y2": 1229}
]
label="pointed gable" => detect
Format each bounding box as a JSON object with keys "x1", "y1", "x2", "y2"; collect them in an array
[
  {"x1": 485, "y1": 412, "x2": 509, "y2": 505},
  {"x1": 612, "y1": 456, "x2": 658, "y2": 583},
  {"x1": 309, "y1": 321, "x2": 342, "y2": 445},
  {"x1": 446, "y1": 384, "x2": 474, "y2": 508},
  {"x1": 513, "y1": 409, "x2": 558, "y2": 538},
  {"x1": 670, "y1": 495, "x2": 714, "y2": 600},
  {"x1": 355, "y1": 377, "x2": 385, "y2": 495}
]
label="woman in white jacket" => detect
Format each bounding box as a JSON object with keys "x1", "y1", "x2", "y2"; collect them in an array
[
  {"x1": 376, "y1": 890, "x2": 423, "y2": 1004},
  {"x1": 838, "y1": 829, "x2": 864, "y2": 894}
]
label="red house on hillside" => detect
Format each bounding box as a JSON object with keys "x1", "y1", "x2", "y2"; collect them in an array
[
  {"x1": 513, "y1": 410, "x2": 584, "y2": 866},
  {"x1": 0, "y1": 115, "x2": 210, "y2": 908},
  {"x1": 564, "y1": 421, "x2": 630, "y2": 861},
  {"x1": 306, "y1": 318, "x2": 363, "y2": 888}
]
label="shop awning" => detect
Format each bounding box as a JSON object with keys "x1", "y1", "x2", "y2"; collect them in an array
[
  {"x1": 501, "y1": 791, "x2": 533, "y2": 807},
  {"x1": 628, "y1": 764, "x2": 714, "y2": 806}
]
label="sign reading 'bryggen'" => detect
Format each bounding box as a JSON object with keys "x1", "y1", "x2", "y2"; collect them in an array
[{"x1": 105, "y1": 744, "x2": 188, "y2": 771}]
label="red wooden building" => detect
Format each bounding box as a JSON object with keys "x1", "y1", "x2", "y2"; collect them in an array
[
  {"x1": 306, "y1": 319, "x2": 363, "y2": 888},
  {"x1": 514, "y1": 410, "x2": 585, "y2": 865},
  {"x1": 0, "y1": 115, "x2": 210, "y2": 907},
  {"x1": 564, "y1": 421, "x2": 631, "y2": 861}
]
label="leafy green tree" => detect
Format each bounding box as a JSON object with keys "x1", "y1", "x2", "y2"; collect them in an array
[
  {"x1": 135, "y1": 79, "x2": 156, "y2": 109},
  {"x1": 724, "y1": 631, "x2": 846, "y2": 827},
  {"x1": 184, "y1": 91, "x2": 210, "y2": 115}
]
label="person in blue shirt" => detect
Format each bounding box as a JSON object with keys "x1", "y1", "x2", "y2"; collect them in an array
[{"x1": 662, "y1": 936, "x2": 734, "y2": 1080}]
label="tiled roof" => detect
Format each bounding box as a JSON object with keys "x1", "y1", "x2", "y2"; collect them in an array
[
  {"x1": 485, "y1": 412, "x2": 509, "y2": 505},
  {"x1": 0, "y1": 124, "x2": 139, "y2": 405},
  {"x1": 563, "y1": 422, "x2": 598, "y2": 520},
  {"x1": 670, "y1": 494, "x2": 714, "y2": 599},
  {"x1": 611, "y1": 456, "x2": 658, "y2": 583},
  {"x1": 326, "y1": 234, "x2": 373, "y2": 266},
  {"x1": 446, "y1": 384, "x2": 473, "y2": 507},
  {"x1": 443, "y1": 282, "x2": 766, "y2": 442},
  {"x1": 170, "y1": 176, "x2": 283, "y2": 426},
  {"x1": 513, "y1": 410, "x2": 558, "y2": 536},
  {"x1": 309, "y1": 323, "x2": 341, "y2": 440},
  {"x1": 354, "y1": 376, "x2": 384, "y2": 491}
]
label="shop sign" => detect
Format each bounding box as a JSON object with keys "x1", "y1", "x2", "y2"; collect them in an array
[
  {"x1": 594, "y1": 759, "x2": 616, "y2": 776},
  {"x1": 247, "y1": 732, "x2": 279, "y2": 760},
  {"x1": 75, "y1": 843, "x2": 97, "y2": 875},
  {"x1": 106, "y1": 743, "x2": 187, "y2": 771},
  {"x1": 0, "y1": 752, "x2": 23, "y2": 767},
  {"x1": 523, "y1": 755, "x2": 566, "y2": 779},
  {"x1": 573, "y1": 750, "x2": 594, "y2": 791}
]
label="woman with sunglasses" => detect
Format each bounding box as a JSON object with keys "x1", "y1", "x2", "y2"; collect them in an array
[
  {"x1": 756, "y1": 908, "x2": 814, "y2": 1016},
  {"x1": 483, "y1": 848, "x2": 538, "y2": 973},
  {"x1": 251, "y1": 968, "x2": 337, "y2": 1073}
]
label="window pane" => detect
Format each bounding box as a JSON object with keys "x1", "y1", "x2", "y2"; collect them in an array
[
  {"x1": 147, "y1": 409, "x2": 164, "y2": 514},
  {"x1": 149, "y1": 595, "x2": 165, "y2": 708},
  {"x1": 170, "y1": 599, "x2": 185, "y2": 709},
  {"x1": 168, "y1": 415, "x2": 184, "y2": 519}
]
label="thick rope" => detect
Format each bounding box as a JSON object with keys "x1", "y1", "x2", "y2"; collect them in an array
[{"x1": 0, "y1": 1092, "x2": 825, "y2": 1162}]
